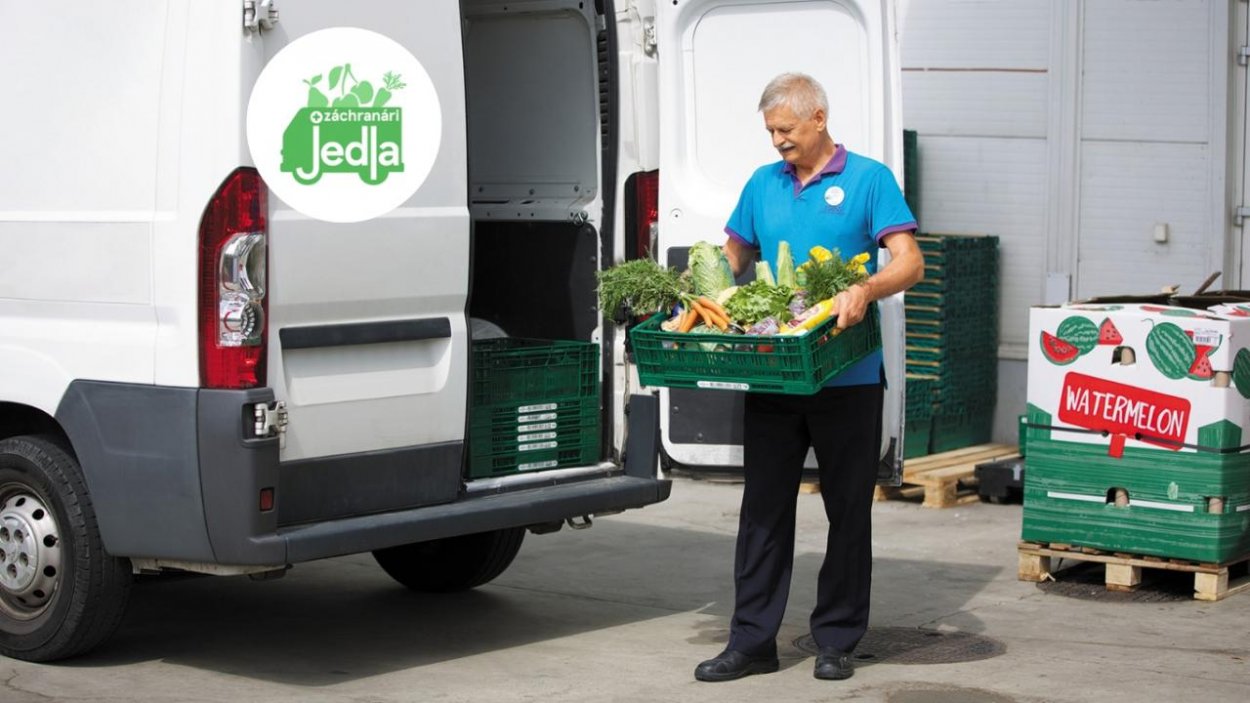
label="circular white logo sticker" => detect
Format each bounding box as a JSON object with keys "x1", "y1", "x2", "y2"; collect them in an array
[
  {"x1": 824, "y1": 186, "x2": 846, "y2": 207},
  {"x1": 246, "y1": 28, "x2": 442, "y2": 223}
]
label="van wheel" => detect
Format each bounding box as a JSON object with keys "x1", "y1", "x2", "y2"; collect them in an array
[
  {"x1": 0, "y1": 436, "x2": 132, "y2": 661},
  {"x1": 372, "y1": 528, "x2": 525, "y2": 593}
]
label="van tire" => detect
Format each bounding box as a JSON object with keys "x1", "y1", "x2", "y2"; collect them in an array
[
  {"x1": 372, "y1": 527, "x2": 525, "y2": 593},
  {"x1": 0, "y1": 435, "x2": 132, "y2": 662}
]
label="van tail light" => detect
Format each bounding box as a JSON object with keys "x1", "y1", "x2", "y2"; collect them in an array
[
  {"x1": 199, "y1": 168, "x2": 268, "y2": 389},
  {"x1": 626, "y1": 170, "x2": 659, "y2": 260}
]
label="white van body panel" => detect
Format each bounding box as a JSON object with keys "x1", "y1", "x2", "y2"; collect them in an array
[
  {"x1": 0, "y1": 2, "x2": 170, "y2": 401},
  {"x1": 250, "y1": 2, "x2": 471, "y2": 460},
  {"x1": 652, "y1": 0, "x2": 907, "y2": 470}
]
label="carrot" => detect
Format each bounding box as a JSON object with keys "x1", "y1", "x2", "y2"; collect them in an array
[
  {"x1": 678, "y1": 306, "x2": 698, "y2": 333},
  {"x1": 690, "y1": 299, "x2": 727, "y2": 331},
  {"x1": 695, "y1": 298, "x2": 730, "y2": 330},
  {"x1": 697, "y1": 296, "x2": 730, "y2": 319}
]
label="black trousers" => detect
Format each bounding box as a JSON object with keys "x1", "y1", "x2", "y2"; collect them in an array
[{"x1": 727, "y1": 383, "x2": 884, "y2": 656}]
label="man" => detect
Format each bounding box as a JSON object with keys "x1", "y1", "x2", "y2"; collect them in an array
[{"x1": 694, "y1": 73, "x2": 923, "y2": 683}]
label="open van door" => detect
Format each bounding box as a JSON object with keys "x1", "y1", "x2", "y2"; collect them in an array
[
  {"x1": 653, "y1": 0, "x2": 906, "y2": 482},
  {"x1": 251, "y1": 3, "x2": 471, "y2": 522}
]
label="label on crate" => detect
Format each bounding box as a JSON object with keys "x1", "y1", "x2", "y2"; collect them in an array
[
  {"x1": 697, "y1": 380, "x2": 750, "y2": 391},
  {"x1": 1191, "y1": 329, "x2": 1221, "y2": 347},
  {"x1": 519, "y1": 459, "x2": 559, "y2": 471},
  {"x1": 518, "y1": 422, "x2": 558, "y2": 432},
  {"x1": 1057, "y1": 371, "x2": 1190, "y2": 449},
  {"x1": 517, "y1": 431, "x2": 558, "y2": 442},
  {"x1": 518, "y1": 403, "x2": 559, "y2": 414},
  {"x1": 519, "y1": 441, "x2": 558, "y2": 451},
  {"x1": 518, "y1": 412, "x2": 558, "y2": 423}
]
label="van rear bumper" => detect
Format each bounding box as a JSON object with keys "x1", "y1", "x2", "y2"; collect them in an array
[
  {"x1": 276, "y1": 474, "x2": 670, "y2": 563},
  {"x1": 56, "y1": 381, "x2": 669, "y2": 566}
]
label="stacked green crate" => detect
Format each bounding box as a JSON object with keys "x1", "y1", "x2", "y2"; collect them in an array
[
  {"x1": 468, "y1": 338, "x2": 601, "y2": 478},
  {"x1": 904, "y1": 374, "x2": 935, "y2": 458},
  {"x1": 903, "y1": 129, "x2": 920, "y2": 223},
  {"x1": 905, "y1": 234, "x2": 999, "y2": 454},
  {"x1": 1021, "y1": 404, "x2": 1250, "y2": 563}
]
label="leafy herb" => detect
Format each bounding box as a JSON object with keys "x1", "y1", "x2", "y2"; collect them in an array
[
  {"x1": 597, "y1": 259, "x2": 692, "y2": 316},
  {"x1": 803, "y1": 250, "x2": 869, "y2": 302},
  {"x1": 724, "y1": 280, "x2": 795, "y2": 326}
]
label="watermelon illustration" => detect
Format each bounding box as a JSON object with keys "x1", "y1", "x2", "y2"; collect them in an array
[
  {"x1": 1056, "y1": 316, "x2": 1099, "y2": 355},
  {"x1": 1182, "y1": 331, "x2": 1221, "y2": 380},
  {"x1": 1234, "y1": 348, "x2": 1250, "y2": 399},
  {"x1": 1145, "y1": 322, "x2": 1196, "y2": 380},
  {"x1": 1189, "y1": 352, "x2": 1214, "y2": 380},
  {"x1": 1097, "y1": 318, "x2": 1123, "y2": 345},
  {"x1": 1040, "y1": 331, "x2": 1079, "y2": 365},
  {"x1": 1141, "y1": 305, "x2": 1201, "y2": 317}
]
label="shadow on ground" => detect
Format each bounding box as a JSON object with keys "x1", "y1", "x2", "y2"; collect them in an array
[{"x1": 63, "y1": 519, "x2": 1002, "y2": 685}]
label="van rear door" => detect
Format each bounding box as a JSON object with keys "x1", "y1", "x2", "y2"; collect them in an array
[
  {"x1": 250, "y1": 4, "x2": 471, "y2": 519},
  {"x1": 652, "y1": 0, "x2": 907, "y2": 481}
]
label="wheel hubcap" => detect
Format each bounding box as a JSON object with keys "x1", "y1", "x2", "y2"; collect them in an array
[{"x1": 0, "y1": 491, "x2": 61, "y2": 618}]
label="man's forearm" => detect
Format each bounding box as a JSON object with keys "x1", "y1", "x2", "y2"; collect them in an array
[{"x1": 858, "y1": 239, "x2": 924, "y2": 302}]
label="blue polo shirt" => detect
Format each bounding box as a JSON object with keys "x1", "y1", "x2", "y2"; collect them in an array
[{"x1": 725, "y1": 145, "x2": 916, "y2": 387}]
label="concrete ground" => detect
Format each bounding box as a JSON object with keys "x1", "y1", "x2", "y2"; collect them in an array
[{"x1": 2, "y1": 477, "x2": 1247, "y2": 703}]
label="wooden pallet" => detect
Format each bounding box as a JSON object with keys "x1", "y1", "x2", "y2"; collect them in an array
[
  {"x1": 871, "y1": 443, "x2": 1019, "y2": 508},
  {"x1": 1017, "y1": 541, "x2": 1250, "y2": 602}
]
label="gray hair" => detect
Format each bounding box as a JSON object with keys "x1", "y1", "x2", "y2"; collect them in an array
[{"x1": 757, "y1": 73, "x2": 828, "y2": 119}]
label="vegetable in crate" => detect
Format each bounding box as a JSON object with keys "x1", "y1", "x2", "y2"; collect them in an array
[
  {"x1": 800, "y1": 249, "x2": 870, "y2": 303},
  {"x1": 597, "y1": 259, "x2": 692, "y2": 316},
  {"x1": 775, "y1": 241, "x2": 798, "y2": 289},
  {"x1": 688, "y1": 241, "x2": 736, "y2": 297},
  {"x1": 724, "y1": 279, "x2": 795, "y2": 327},
  {"x1": 755, "y1": 261, "x2": 776, "y2": 287}
]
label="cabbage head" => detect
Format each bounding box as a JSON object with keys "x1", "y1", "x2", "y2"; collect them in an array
[{"x1": 688, "y1": 241, "x2": 735, "y2": 297}]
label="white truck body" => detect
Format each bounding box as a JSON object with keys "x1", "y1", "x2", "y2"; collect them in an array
[{"x1": 0, "y1": 0, "x2": 901, "y2": 661}]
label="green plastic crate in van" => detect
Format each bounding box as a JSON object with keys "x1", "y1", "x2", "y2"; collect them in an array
[{"x1": 468, "y1": 339, "x2": 601, "y2": 478}]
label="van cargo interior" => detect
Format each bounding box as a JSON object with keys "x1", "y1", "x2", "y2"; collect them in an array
[
  {"x1": 462, "y1": 0, "x2": 603, "y2": 342},
  {"x1": 460, "y1": 0, "x2": 611, "y2": 474}
]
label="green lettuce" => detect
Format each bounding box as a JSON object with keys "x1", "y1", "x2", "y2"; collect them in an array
[
  {"x1": 689, "y1": 241, "x2": 735, "y2": 297},
  {"x1": 724, "y1": 280, "x2": 795, "y2": 326}
]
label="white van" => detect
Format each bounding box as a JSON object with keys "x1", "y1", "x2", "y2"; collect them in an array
[{"x1": 0, "y1": 0, "x2": 904, "y2": 661}]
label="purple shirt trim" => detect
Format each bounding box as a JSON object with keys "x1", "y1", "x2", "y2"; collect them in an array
[
  {"x1": 782, "y1": 144, "x2": 849, "y2": 196},
  {"x1": 875, "y1": 221, "x2": 918, "y2": 244},
  {"x1": 725, "y1": 226, "x2": 754, "y2": 248}
]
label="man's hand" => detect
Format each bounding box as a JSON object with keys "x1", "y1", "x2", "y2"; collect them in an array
[
  {"x1": 833, "y1": 282, "x2": 872, "y2": 329},
  {"x1": 832, "y1": 232, "x2": 924, "y2": 329}
]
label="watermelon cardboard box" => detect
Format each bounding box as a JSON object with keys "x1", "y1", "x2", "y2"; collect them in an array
[{"x1": 1023, "y1": 302, "x2": 1250, "y2": 562}]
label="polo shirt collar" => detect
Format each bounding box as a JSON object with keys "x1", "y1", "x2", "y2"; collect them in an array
[{"x1": 782, "y1": 144, "x2": 847, "y2": 194}]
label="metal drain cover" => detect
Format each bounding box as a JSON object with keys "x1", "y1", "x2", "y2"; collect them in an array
[
  {"x1": 1035, "y1": 561, "x2": 1192, "y2": 602},
  {"x1": 793, "y1": 627, "x2": 1005, "y2": 665}
]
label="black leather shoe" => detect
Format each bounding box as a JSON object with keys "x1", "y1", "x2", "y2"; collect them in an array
[
  {"x1": 694, "y1": 649, "x2": 780, "y2": 682},
  {"x1": 813, "y1": 647, "x2": 854, "y2": 680}
]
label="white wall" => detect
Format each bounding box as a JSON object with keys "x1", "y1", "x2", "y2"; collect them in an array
[{"x1": 900, "y1": 0, "x2": 1238, "y2": 443}]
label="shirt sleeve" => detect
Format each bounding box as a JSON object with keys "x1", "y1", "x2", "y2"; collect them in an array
[
  {"x1": 869, "y1": 166, "x2": 918, "y2": 244},
  {"x1": 724, "y1": 173, "x2": 759, "y2": 248}
]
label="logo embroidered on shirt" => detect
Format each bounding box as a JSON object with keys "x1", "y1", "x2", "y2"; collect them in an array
[{"x1": 824, "y1": 186, "x2": 846, "y2": 207}]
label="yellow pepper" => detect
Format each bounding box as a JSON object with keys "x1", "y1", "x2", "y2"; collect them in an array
[{"x1": 778, "y1": 298, "x2": 837, "y2": 335}]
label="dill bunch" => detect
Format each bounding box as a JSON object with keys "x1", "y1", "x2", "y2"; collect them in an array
[
  {"x1": 803, "y1": 251, "x2": 870, "y2": 302},
  {"x1": 597, "y1": 259, "x2": 692, "y2": 316}
]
